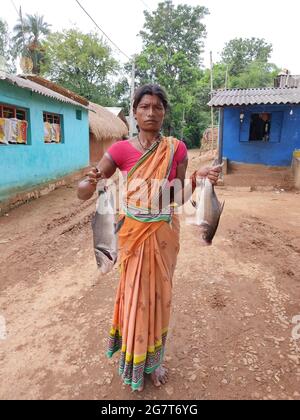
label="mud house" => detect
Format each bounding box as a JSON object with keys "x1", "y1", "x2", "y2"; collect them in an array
[
  {"x1": 209, "y1": 74, "x2": 300, "y2": 167},
  {"x1": 0, "y1": 72, "x2": 89, "y2": 202},
  {"x1": 89, "y1": 102, "x2": 128, "y2": 165}
]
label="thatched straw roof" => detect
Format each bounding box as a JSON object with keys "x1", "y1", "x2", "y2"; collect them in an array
[
  {"x1": 89, "y1": 102, "x2": 128, "y2": 142},
  {"x1": 105, "y1": 107, "x2": 129, "y2": 129}
]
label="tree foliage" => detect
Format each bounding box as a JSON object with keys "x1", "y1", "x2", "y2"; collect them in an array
[
  {"x1": 4, "y1": 4, "x2": 282, "y2": 148},
  {"x1": 13, "y1": 13, "x2": 51, "y2": 74},
  {"x1": 0, "y1": 19, "x2": 16, "y2": 73},
  {"x1": 219, "y1": 37, "x2": 279, "y2": 88},
  {"x1": 140, "y1": 0, "x2": 208, "y2": 69},
  {"x1": 221, "y1": 37, "x2": 273, "y2": 76},
  {"x1": 41, "y1": 29, "x2": 121, "y2": 105},
  {"x1": 228, "y1": 61, "x2": 279, "y2": 89},
  {"x1": 135, "y1": 0, "x2": 209, "y2": 145}
]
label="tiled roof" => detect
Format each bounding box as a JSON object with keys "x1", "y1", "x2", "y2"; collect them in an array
[
  {"x1": 208, "y1": 87, "x2": 300, "y2": 107},
  {"x1": 0, "y1": 72, "x2": 88, "y2": 109}
]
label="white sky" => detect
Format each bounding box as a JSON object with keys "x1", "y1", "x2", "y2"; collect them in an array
[{"x1": 2, "y1": 0, "x2": 300, "y2": 73}]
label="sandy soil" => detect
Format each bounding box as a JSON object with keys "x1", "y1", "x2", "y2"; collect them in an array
[{"x1": 0, "y1": 150, "x2": 300, "y2": 401}]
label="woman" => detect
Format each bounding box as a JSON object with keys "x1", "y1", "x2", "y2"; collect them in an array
[{"x1": 78, "y1": 84, "x2": 221, "y2": 392}]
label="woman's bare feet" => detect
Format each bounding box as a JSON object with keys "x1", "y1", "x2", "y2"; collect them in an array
[
  {"x1": 131, "y1": 366, "x2": 169, "y2": 392},
  {"x1": 131, "y1": 379, "x2": 144, "y2": 393},
  {"x1": 151, "y1": 366, "x2": 169, "y2": 387},
  {"x1": 137, "y1": 383, "x2": 144, "y2": 392}
]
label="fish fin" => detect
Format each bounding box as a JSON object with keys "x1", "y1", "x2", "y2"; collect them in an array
[{"x1": 204, "y1": 208, "x2": 224, "y2": 244}]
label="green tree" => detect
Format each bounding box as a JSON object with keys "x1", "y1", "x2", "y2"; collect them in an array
[
  {"x1": 219, "y1": 37, "x2": 279, "y2": 88},
  {"x1": 42, "y1": 29, "x2": 120, "y2": 104},
  {"x1": 13, "y1": 13, "x2": 51, "y2": 74},
  {"x1": 111, "y1": 76, "x2": 130, "y2": 114},
  {"x1": 134, "y1": 0, "x2": 209, "y2": 145},
  {"x1": 191, "y1": 64, "x2": 229, "y2": 147},
  {"x1": 0, "y1": 19, "x2": 16, "y2": 73},
  {"x1": 229, "y1": 61, "x2": 279, "y2": 88},
  {"x1": 221, "y1": 37, "x2": 273, "y2": 77}
]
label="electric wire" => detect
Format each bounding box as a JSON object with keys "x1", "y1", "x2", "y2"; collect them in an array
[{"x1": 75, "y1": 0, "x2": 131, "y2": 61}]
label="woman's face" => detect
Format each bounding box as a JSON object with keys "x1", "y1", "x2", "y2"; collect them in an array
[{"x1": 134, "y1": 94, "x2": 166, "y2": 133}]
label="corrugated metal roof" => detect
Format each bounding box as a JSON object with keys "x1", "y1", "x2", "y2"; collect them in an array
[
  {"x1": 25, "y1": 75, "x2": 89, "y2": 106},
  {"x1": 0, "y1": 71, "x2": 88, "y2": 109},
  {"x1": 208, "y1": 87, "x2": 300, "y2": 107}
]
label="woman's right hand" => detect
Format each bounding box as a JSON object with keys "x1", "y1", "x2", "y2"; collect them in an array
[
  {"x1": 78, "y1": 155, "x2": 116, "y2": 201},
  {"x1": 86, "y1": 167, "x2": 103, "y2": 186}
]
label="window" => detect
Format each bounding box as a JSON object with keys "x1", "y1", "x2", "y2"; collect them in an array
[
  {"x1": 3, "y1": 106, "x2": 14, "y2": 119},
  {"x1": 76, "y1": 110, "x2": 82, "y2": 120},
  {"x1": 43, "y1": 112, "x2": 61, "y2": 125},
  {"x1": 16, "y1": 109, "x2": 26, "y2": 121},
  {"x1": 43, "y1": 112, "x2": 63, "y2": 143},
  {"x1": 249, "y1": 113, "x2": 271, "y2": 142},
  {"x1": 0, "y1": 103, "x2": 28, "y2": 145}
]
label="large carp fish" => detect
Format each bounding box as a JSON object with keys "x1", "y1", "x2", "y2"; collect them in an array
[
  {"x1": 191, "y1": 176, "x2": 225, "y2": 246},
  {"x1": 92, "y1": 183, "x2": 118, "y2": 275}
]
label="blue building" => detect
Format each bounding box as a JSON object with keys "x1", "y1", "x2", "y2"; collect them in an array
[
  {"x1": 209, "y1": 84, "x2": 300, "y2": 167},
  {"x1": 0, "y1": 72, "x2": 89, "y2": 202}
]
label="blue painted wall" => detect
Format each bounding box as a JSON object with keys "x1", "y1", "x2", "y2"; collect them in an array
[
  {"x1": 222, "y1": 104, "x2": 300, "y2": 166},
  {"x1": 0, "y1": 80, "x2": 89, "y2": 201}
]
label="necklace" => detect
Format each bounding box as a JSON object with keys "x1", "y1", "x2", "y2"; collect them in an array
[{"x1": 137, "y1": 134, "x2": 162, "y2": 151}]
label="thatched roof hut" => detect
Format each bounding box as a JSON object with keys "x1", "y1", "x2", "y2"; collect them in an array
[
  {"x1": 105, "y1": 107, "x2": 129, "y2": 130},
  {"x1": 89, "y1": 102, "x2": 128, "y2": 142},
  {"x1": 89, "y1": 102, "x2": 128, "y2": 164}
]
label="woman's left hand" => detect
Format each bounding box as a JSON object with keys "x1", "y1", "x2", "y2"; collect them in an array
[{"x1": 196, "y1": 165, "x2": 222, "y2": 185}]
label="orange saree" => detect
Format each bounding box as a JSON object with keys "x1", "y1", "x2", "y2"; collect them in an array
[{"x1": 107, "y1": 137, "x2": 181, "y2": 391}]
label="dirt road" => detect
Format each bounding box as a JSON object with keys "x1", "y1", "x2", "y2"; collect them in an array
[{"x1": 0, "y1": 151, "x2": 300, "y2": 400}]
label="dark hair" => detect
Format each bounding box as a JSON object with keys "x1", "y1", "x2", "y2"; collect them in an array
[{"x1": 133, "y1": 84, "x2": 169, "y2": 112}]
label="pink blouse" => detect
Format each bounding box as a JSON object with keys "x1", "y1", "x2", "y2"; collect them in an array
[{"x1": 107, "y1": 140, "x2": 188, "y2": 181}]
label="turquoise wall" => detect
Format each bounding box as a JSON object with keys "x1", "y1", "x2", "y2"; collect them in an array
[
  {"x1": 0, "y1": 80, "x2": 89, "y2": 201},
  {"x1": 222, "y1": 105, "x2": 300, "y2": 166}
]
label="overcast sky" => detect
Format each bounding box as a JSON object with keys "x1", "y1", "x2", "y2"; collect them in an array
[{"x1": 2, "y1": 0, "x2": 300, "y2": 73}]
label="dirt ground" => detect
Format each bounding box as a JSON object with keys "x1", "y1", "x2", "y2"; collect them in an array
[{"x1": 0, "y1": 150, "x2": 300, "y2": 401}]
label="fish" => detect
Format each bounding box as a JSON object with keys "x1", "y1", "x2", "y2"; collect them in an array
[
  {"x1": 92, "y1": 183, "x2": 118, "y2": 275},
  {"x1": 191, "y1": 176, "x2": 225, "y2": 246}
]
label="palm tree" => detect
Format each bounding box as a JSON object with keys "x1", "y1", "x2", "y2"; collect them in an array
[{"x1": 13, "y1": 12, "x2": 51, "y2": 74}]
